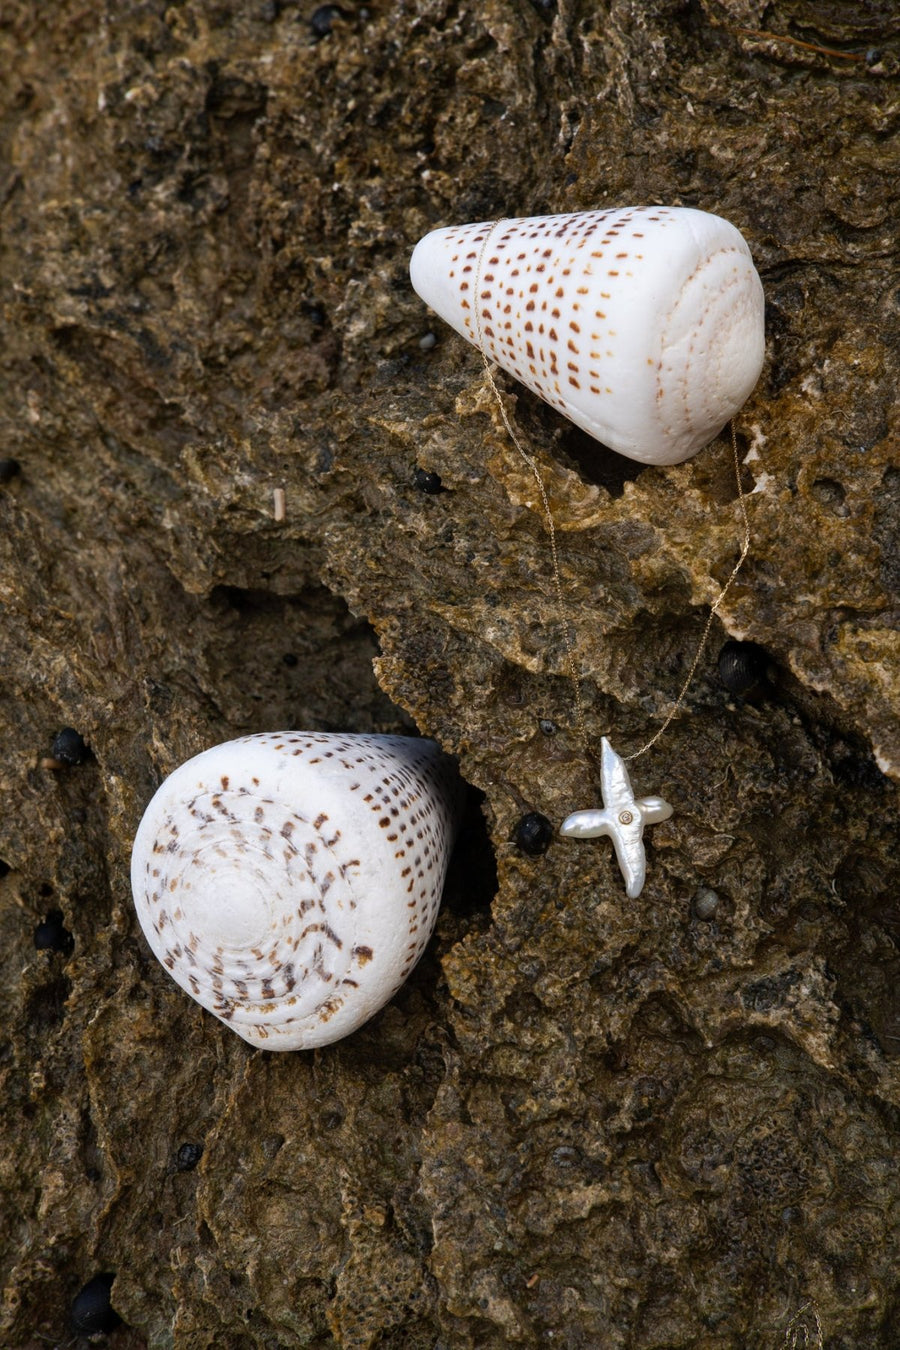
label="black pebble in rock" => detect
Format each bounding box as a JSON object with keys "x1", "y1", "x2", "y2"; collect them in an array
[
  {"x1": 414, "y1": 468, "x2": 443, "y2": 494},
  {"x1": 71, "y1": 1273, "x2": 122, "y2": 1335},
  {"x1": 309, "y1": 5, "x2": 346, "y2": 38},
  {"x1": 33, "y1": 909, "x2": 74, "y2": 955},
  {"x1": 514, "y1": 812, "x2": 554, "y2": 856},
  {"x1": 0, "y1": 457, "x2": 21, "y2": 484},
  {"x1": 0, "y1": 859, "x2": 10, "y2": 878},
  {"x1": 50, "y1": 727, "x2": 89, "y2": 765},
  {"x1": 175, "y1": 1142, "x2": 204, "y2": 1172},
  {"x1": 717, "y1": 640, "x2": 769, "y2": 695}
]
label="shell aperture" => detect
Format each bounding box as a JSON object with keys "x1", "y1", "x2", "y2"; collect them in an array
[
  {"x1": 130, "y1": 732, "x2": 464, "y2": 1050},
  {"x1": 410, "y1": 206, "x2": 765, "y2": 465}
]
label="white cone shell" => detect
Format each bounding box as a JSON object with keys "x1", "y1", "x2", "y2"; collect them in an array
[
  {"x1": 131, "y1": 732, "x2": 463, "y2": 1050},
  {"x1": 410, "y1": 206, "x2": 765, "y2": 465}
]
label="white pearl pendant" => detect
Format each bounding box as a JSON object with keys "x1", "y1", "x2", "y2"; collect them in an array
[
  {"x1": 131, "y1": 732, "x2": 464, "y2": 1050},
  {"x1": 560, "y1": 738, "x2": 673, "y2": 898},
  {"x1": 410, "y1": 206, "x2": 765, "y2": 465}
]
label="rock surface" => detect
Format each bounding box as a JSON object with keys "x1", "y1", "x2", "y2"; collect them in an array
[{"x1": 1, "y1": 1, "x2": 898, "y2": 1346}]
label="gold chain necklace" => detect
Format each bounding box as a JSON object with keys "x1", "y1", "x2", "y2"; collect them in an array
[{"x1": 472, "y1": 217, "x2": 752, "y2": 897}]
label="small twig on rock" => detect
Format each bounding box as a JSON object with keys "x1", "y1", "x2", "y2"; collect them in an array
[{"x1": 732, "y1": 27, "x2": 867, "y2": 62}]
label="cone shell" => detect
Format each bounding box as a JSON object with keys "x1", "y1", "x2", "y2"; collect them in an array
[
  {"x1": 130, "y1": 732, "x2": 463, "y2": 1050},
  {"x1": 410, "y1": 206, "x2": 765, "y2": 465}
]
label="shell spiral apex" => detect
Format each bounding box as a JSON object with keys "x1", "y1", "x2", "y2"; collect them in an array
[
  {"x1": 130, "y1": 732, "x2": 464, "y2": 1050},
  {"x1": 410, "y1": 205, "x2": 765, "y2": 466}
]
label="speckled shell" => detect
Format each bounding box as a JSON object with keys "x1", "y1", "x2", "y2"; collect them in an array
[
  {"x1": 130, "y1": 732, "x2": 464, "y2": 1050},
  {"x1": 410, "y1": 206, "x2": 765, "y2": 465}
]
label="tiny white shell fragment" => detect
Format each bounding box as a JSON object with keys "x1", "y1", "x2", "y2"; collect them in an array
[
  {"x1": 130, "y1": 732, "x2": 464, "y2": 1050},
  {"x1": 410, "y1": 206, "x2": 765, "y2": 465}
]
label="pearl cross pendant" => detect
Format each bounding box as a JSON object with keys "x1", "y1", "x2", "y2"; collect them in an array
[{"x1": 560, "y1": 738, "x2": 673, "y2": 899}]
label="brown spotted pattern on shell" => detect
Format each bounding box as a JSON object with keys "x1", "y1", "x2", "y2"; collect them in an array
[
  {"x1": 410, "y1": 206, "x2": 765, "y2": 465},
  {"x1": 130, "y1": 733, "x2": 464, "y2": 1049}
]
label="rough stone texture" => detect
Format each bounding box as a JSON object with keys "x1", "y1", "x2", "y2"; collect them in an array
[{"x1": 1, "y1": 1, "x2": 898, "y2": 1347}]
